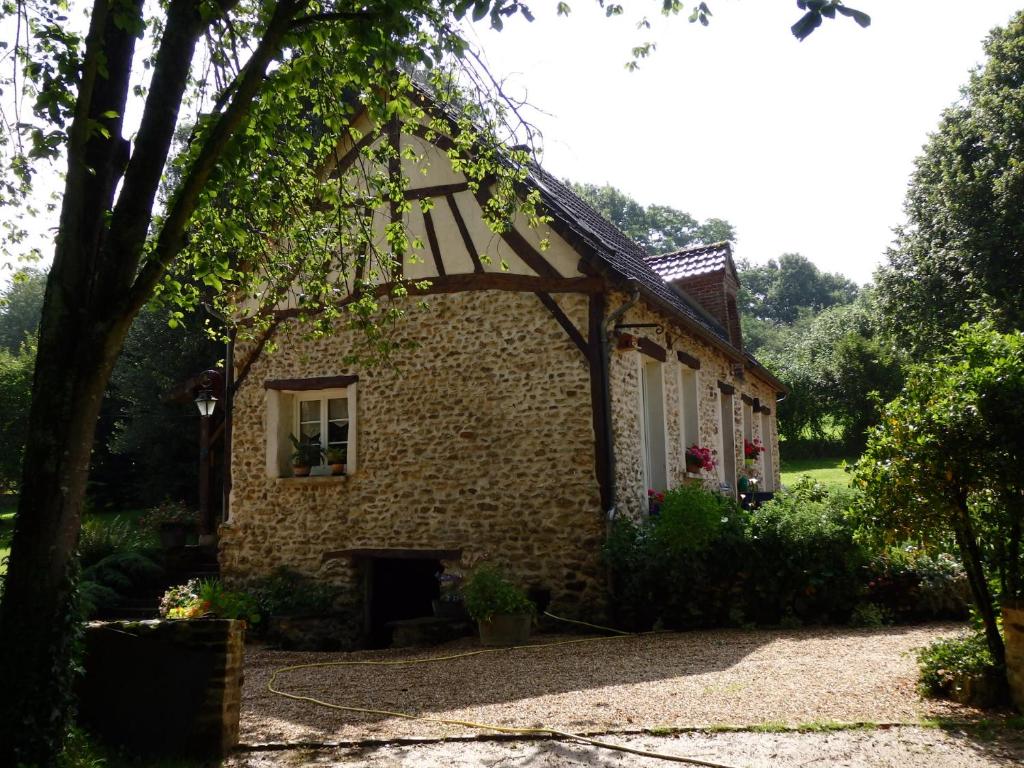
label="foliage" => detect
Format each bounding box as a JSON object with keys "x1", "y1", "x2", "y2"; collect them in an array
[
  {"x1": 759, "y1": 292, "x2": 903, "y2": 448},
  {"x1": 79, "y1": 551, "x2": 163, "y2": 619},
  {"x1": 461, "y1": 565, "x2": 534, "y2": 621},
  {"x1": 848, "y1": 602, "x2": 892, "y2": 628},
  {"x1": 917, "y1": 632, "x2": 997, "y2": 698},
  {"x1": 853, "y1": 322, "x2": 1024, "y2": 667},
  {"x1": 604, "y1": 481, "x2": 869, "y2": 630},
  {"x1": 137, "y1": 501, "x2": 196, "y2": 532},
  {"x1": 743, "y1": 478, "x2": 865, "y2": 624},
  {"x1": 0, "y1": 269, "x2": 46, "y2": 354},
  {"x1": 570, "y1": 181, "x2": 734, "y2": 254},
  {"x1": 78, "y1": 516, "x2": 153, "y2": 568},
  {"x1": 159, "y1": 578, "x2": 260, "y2": 625},
  {"x1": 248, "y1": 567, "x2": 339, "y2": 616},
  {"x1": 739, "y1": 253, "x2": 859, "y2": 326},
  {"x1": 863, "y1": 547, "x2": 969, "y2": 621},
  {"x1": 289, "y1": 434, "x2": 323, "y2": 467},
  {"x1": 875, "y1": 11, "x2": 1024, "y2": 357},
  {"x1": 0, "y1": 334, "x2": 35, "y2": 490}
]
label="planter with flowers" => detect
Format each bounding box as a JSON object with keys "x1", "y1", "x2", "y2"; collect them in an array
[
  {"x1": 744, "y1": 438, "x2": 765, "y2": 468},
  {"x1": 647, "y1": 489, "x2": 665, "y2": 515},
  {"x1": 685, "y1": 444, "x2": 717, "y2": 475}
]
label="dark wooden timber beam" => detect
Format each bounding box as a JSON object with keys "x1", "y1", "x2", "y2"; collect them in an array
[
  {"x1": 422, "y1": 209, "x2": 446, "y2": 277},
  {"x1": 264, "y1": 375, "x2": 359, "y2": 391},
  {"x1": 446, "y1": 193, "x2": 484, "y2": 273},
  {"x1": 718, "y1": 381, "x2": 736, "y2": 395},
  {"x1": 332, "y1": 130, "x2": 380, "y2": 177},
  {"x1": 405, "y1": 182, "x2": 470, "y2": 200},
  {"x1": 636, "y1": 337, "x2": 666, "y2": 362},
  {"x1": 535, "y1": 292, "x2": 587, "y2": 358},
  {"x1": 741, "y1": 394, "x2": 755, "y2": 406},
  {"x1": 497, "y1": 226, "x2": 563, "y2": 280},
  {"x1": 677, "y1": 350, "x2": 701, "y2": 370},
  {"x1": 588, "y1": 293, "x2": 611, "y2": 511}
]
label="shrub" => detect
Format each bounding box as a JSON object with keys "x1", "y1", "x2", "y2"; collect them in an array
[
  {"x1": 79, "y1": 551, "x2": 163, "y2": 618},
  {"x1": 743, "y1": 479, "x2": 865, "y2": 624},
  {"x1": 461, "y1": 565, "x2": 534, "y2": 622},
  {"x1": 249, "y1": 567, "x2": 339, "y2": 616},
  {"x1": 864, "y1": 547, "x2": 969, "y2": 621},
  {"x1": 918, "y1": 632, "x2": 997, "y2": 698},
  {"x1": 603, "y1": 486, "x2": 747, "y2": 631},
  {"x1": 78, "y1": 516, "x2": 151, "y2": 567}
]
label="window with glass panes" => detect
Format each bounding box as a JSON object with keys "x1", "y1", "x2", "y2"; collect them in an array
[{"x1": 295, "y1": 394, "x2": 350, "y2": 463}]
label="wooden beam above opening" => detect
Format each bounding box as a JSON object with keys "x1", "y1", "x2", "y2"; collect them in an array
[{"x1": 264, "y1": 375, "x2": 359, "y2": 391}]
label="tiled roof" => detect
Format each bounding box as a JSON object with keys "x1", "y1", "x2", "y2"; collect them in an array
[
  {"x1": 527, "y1": 167, "x2": 731, "y2": 346},
  {"x1": 645, "y1": 242, "x2": 732, "y2": 282}
]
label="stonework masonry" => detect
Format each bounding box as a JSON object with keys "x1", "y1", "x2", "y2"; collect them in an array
[
  {"x1": 221, "y1": 290, "x2": 607, "y2": 629},
  {"x1": 221, "y1": 287, "x2": 782, "y2": 638},
  {"x1": 606, "y1": 291, "x2": 780, "y2": 521}
]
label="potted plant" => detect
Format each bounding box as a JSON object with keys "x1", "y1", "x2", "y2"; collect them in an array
[
  {"x1": 289, "y1": 434, "x2": 322, "y2": 477},
  {"x1": 744, "y1": 438, "x2": 765, "y2": 468},
  {"x1": 685, "y1": 444, "x2": 717, "y2": 474},
  {"x1": 462, "y1": 565, "x2": 535, "y2": 646},
  {"x1": 140, "y1": 500, "x2": 196, "y2": 550},
  {"x1": 325, "y1": 447, "x2": 346, "y2": 476}
]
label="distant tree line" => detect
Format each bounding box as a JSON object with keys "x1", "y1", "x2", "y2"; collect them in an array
[{"x1": 0, "y1": 268, "x2": 219, "y2": 507}]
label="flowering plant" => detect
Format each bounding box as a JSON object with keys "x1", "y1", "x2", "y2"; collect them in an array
[
  {"x1": 435, "y1": 569, "x2": 465, "y2": 603},
  {"x1": 685, "y1": 445, "x2": 717, "y2": 471},
  {"x1": 647, "y1": 489, "x2": 665, "y2": 515},
  {"x1": 744, "y1": 438, "x2": 765, "y2": 459}
]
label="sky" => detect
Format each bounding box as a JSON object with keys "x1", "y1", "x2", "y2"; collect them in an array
[
  {"x1": 3, "y1": 1, "x2": 1022, "y2": 288},
  {"x1": 468, "y1": 0, "x2": 1024, "y2": 284}
]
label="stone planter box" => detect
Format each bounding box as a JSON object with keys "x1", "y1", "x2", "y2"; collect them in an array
[
  {"x1": 1005, "y1": 599, "x2": 1024, "y2": 712},
  {"x1": 79, "y1": 619, "x2": 244, "y2": 759}
]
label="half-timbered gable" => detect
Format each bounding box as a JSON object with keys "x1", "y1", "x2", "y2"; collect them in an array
[{"x1": 220, "y1": 109, "x2": 786, "y2": 647}]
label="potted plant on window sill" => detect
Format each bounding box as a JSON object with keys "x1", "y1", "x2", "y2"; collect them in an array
[
  {"x1": 462, "y1": 565, "x2": 535, "y2": 647},
  {"x1": 325, "y1": 447, "x2": 346, "y2": 476},
  {"x1": 685, "y1": 444, "x2": 717, "y2": 475},
  {"x1": 289, "y1": 435, "x2": 323, "y2": 478}
]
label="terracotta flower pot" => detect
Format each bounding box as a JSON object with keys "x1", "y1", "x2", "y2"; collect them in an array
[
  {"x1": 292, "y1": 465, "x2": 310, "y2": 477},
  {"x1": 329, "y1": 463, "x2": 345, "y2": 476}
]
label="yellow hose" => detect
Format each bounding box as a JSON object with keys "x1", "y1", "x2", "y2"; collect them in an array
[{"x1": 266, "y1": 611, "x2": 740, "y2": 768}]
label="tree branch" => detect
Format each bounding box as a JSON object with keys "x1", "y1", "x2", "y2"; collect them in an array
[{"x1": 122, "y1": 0, "x2": 310, "y2": 316}]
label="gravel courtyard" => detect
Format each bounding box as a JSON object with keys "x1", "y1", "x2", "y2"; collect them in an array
[{"x1": 240, "y1": 623, "x2": 979, "y2": 747}]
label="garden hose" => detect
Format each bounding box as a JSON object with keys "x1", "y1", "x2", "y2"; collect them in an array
[{"x1": 266, "y1": 611, "x2": 740, "y2": 768}]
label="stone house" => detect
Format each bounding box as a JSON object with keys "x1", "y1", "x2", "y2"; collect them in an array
[{"x1": 219, "y1": 114, "x2": 786, "y2": 645}]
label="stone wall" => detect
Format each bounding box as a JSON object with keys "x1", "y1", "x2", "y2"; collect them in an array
[
  {"x1": 221, "y1": 290, "x2": 606, "y2": 626},
  {"x1": 607, "y1": 291, "x2": 781, "y2": 521},
  {"x1": 79, "y1": 619, "x2": 244, "y2": 758}
]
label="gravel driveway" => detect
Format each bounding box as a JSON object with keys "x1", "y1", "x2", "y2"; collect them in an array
[{"x1": 241, "y1": 623, "x2": 977, "y2": 747}]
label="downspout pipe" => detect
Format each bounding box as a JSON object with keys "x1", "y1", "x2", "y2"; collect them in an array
[{"x1": 599, "y1": 284, "x2": 640, "y2": 521}]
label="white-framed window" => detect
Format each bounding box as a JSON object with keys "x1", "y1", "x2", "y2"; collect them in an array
[
  {"x1": 677, "y1": 365, "x2": 699, "y2": 471},
  {"x1": 296, "y1": 391, "x2": 350, "y2": 460},
  {"x1": 640, "y1": 359, "x2": 668, "y2": 494},
  {"x1": 264, "y1": 377, "x2": 358, "y2": 478}
]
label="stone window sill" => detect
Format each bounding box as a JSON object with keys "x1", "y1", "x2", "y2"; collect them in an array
[{"x1": 275, "y1": 475, "x2": 349, "y2": 486}]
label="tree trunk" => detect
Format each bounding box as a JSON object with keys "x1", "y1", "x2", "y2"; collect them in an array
[
  {"x1": 0, "y1": 0, "x2": 306, "y2": 760},
  {"x1": 953, "y1": 495, "x2": 1006, "y2": 668}
]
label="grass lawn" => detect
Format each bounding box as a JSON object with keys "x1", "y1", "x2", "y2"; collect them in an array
[
  {"x1": 0, "y1": 496, "x2": 15, "y2": 574},
  {"x1": 779, "y1": 457, "x2": 855, "y2": 491}
]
